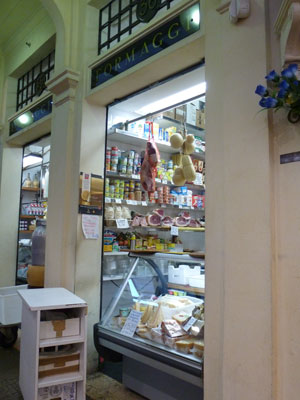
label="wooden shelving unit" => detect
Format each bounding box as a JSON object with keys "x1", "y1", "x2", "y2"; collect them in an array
[
  {"x1": 21, "y1": 186, "x2": 39, "y2": 192},
  {"x1": 19, "y1": 287, "x2": 87, "y2": 400}
]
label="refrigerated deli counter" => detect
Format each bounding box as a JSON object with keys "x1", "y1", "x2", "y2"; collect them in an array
[{"x1": 94, "y1": 252, "x2": 205, "y2": 400}]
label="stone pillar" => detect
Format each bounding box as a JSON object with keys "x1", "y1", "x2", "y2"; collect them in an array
[
  {"x1": 204, "y1": 1, "x2": 272, "y2": 399},
  {"x1": 45, "y1": 69, "x2": 81, "y2": 291}
]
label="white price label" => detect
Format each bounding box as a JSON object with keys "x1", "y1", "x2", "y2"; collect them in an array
[
  {"x1": 121, "y1": 310, "x2": 143, "y2": 337},
  {"x1": 116, "y1": 219, "x2": 129, "y2": 229},
  {"x1": 161, "y1": 204, "x2": 166, "y2": 208},
  {"x1": 179, "y1": 205, "x2": 183, "y2": 209},
  {"x1": 105, "y1": 197, "x2": 111, "y2": 203},
  {"x1": 132, "y1": 174, "x2": 139, "y2": 179},
  {"x1": 115, "y1": 199, "x2": 122, "y2": 204},
  {"x1": 131, "y1": 200, "x2": 137, "y2": 205},
  {"x1": 155, "y1": 178, "x2": 161, "y2": 183},
  {"x1": 170, "y1": 226, "x2": 179, "y2": 236},
  {"x1": 182, "y1": 316, "x2": 197, "y2": 332},
  {"x1": 162, "y1": 179, "x2": 168, "y2": 185},
  {"x1": 126, "y1": 200, "x2": 133, "y2": 205},
  {"x1": 142, "y1": 201, "x2": 147, "y2": 206}
]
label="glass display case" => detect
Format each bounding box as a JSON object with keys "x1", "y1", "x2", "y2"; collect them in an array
[{"x1": 95, "y1": 252, "x2": 205, "y2": 397}]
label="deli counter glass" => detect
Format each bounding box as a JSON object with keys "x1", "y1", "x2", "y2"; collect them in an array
[{"x1": 94, "y1": 252, "x2": 205, "y2": 400}]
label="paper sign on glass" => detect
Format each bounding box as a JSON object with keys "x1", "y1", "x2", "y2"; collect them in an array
[
  {"x1": 120, "y1": 310, "x2": 143, "y2": 337},
  {"x1": 171, "y1": 226, "x2": 179, "y2": 236}
]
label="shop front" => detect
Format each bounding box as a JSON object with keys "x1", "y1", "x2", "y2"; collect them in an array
[{"x1": 2, "y1": 0, "x2": 300, "y2": 399}]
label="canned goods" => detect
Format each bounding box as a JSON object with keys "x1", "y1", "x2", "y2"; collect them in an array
[
  {"x1": 110, "y1": 164, "x2": 117, "y2": 172},
  {"x1": 135, "y1": 191, "x2": 142, "y2": 201},
  {"x1": 129, "y1": 192, "x2": 135, "y2": 200},
  {"x1": 127, "y1": 166, "x2": 133, "y2": 175},
  {"x1": 128, "y1": 150, "x2": 135, "y2": 159},
  {"x1": 127, "y1": 158, "x2": 133, "y2": 167}
]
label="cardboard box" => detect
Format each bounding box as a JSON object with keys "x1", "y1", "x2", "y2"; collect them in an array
[
  {"x1": 38, "y1": 382, "x2": 76, "y2": 400},
  {"x1": 162, "y1": 109, "x2": 176, "y2": 119},
  {"x1": 38, "y1": 351, "x2": 80, "y2": 379},
  {"x1": 40, "y1": 318, "x2": 80, "y2": 339}
]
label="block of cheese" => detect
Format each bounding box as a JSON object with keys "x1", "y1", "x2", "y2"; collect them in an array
[
  {"x1": 161, "y1": 319, "x2": 186, "y2": 338},
  {"x1": 172, "y1": 312, "x2": 190, "y2": 325}
]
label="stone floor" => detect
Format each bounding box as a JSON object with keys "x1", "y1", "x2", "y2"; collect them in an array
[{"x1": 0, "y1": 342, "x2": 145, "y2": 400}]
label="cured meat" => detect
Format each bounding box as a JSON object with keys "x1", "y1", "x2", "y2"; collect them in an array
[
  {"x1": 179, "y1": 211, "x2": 191, "y2": 220},
  {"x1": 147, "y1": 214, "x2": 161, "y2": 226},
  {"x1": 175, "y1": 216, "x2": 189, "y2": 227},
  {"x1": 161, "y1": 216, "x2": 174, "y2": 227},
  {"x1": 141, "y1": 158, "x2": 155, "y2": 192},
  {"x1": 153, "y1": 209, "x2": 164, "y2": 218},
  {"x1": 131, "y1": 215, "x2": 141, "y2": 227},
  {"x1": 140, "y1": 216, "x2": 148, "y2": 227},
  {"x1": 188, "y1": 219, "x2": 200, "y2": 228}
]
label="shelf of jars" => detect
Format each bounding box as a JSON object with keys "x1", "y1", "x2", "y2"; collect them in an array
[
  {"x1": 107, "y1": 128, "x2": 205, "y2": 161},
  {"x1": 104, "y1": 222, "x2": 205, "y2": 232},
  {"x1": 106, "y1": 171, "x2": 204, "y2": 191},
  {"x1": 105, "y1": 197, "x2": 204, "y2": 211}
]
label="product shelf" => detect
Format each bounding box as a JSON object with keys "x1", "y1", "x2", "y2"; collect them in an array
[
  {"x1": 37, "y1": 371, "x2": 84, "y2": 388},
  {"x1": 104, "y1": 224, "x2": 205, "y2": 232},
  {"x1": 167, "y1": 282, "x2": 205, "y2": 296},
  {"x1": 107, "y1": 128, "x2": 205, "y2": 160},
  {"x1": 39, "y1": 335, "x2": 85, "y2": 348},
  {"x1": 21, "y1": 187, "x2": 39, "y2": 192},
  {"x1": 106, "y1": 171, "x2": 205, "y2": 190}
]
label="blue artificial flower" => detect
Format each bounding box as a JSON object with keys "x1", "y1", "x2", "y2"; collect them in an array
[
  {"x1": 277, "y1": 88, "x2": 287, "y2": 98},
  {"x1": 279, "y1": 80, "x2": 289, "y2": 90},
  {"x1": 288, "y1": 64, "x2": 298, "y2": 75},
  {"x1": 255, "y1": 84, "x2": 268, "y2": 96},
  {"x1": 265, "y1": 70, "x2": 279, "y2": 81},
  {"x1": 259, "y1": 97, "x2": 278, "y2": 108},
  {"x1": 282, "y1": 64, "x2": 298, "y2": 78}
]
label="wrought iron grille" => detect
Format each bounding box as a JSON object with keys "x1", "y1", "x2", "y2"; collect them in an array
[
  {"x1": 98, "y1": 0, "x2": 175, "y2": 55},
  {"x1": 16, "y1": 50, "x2": 55, "y2": 111}
]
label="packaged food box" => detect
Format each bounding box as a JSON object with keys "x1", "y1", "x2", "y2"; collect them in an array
[
  {"x1": 40, "y1": 316, "x2": 80, "y2": 340},
  {"x1": 38, "y1": 349, "x2": 80, "y2": 379},
  {"x1": 38, "y1": 382, "x2": 76, "y2": 400}
]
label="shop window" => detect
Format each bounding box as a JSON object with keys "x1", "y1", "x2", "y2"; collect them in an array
[
  {"x1": 98, "y1": 0, "x2": 176, "y2": 54},
  {"x1": 16, "y1": 50, "x2": 55, "y2": 111}
]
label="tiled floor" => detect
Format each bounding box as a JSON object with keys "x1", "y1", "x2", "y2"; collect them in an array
[{"x1": 0, "y1": 342, "x2": 144, "y2": 400}]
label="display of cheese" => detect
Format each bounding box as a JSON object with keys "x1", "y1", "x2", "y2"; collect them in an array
[{"x1": 175, "y1": 339, "x2": 194, "y2": 354}]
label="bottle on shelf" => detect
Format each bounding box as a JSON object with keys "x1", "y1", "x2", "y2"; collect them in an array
[
  {"x1": 32, "y1": 173, "x2": 39, "y2": 188},
  {"x1": 23, "y1": 173, "x2": 32, "y2": 188}
]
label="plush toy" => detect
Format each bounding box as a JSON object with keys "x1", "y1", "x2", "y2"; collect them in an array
[{"x1": 170, "y1": 130, "x2": 196, "y2": 185}]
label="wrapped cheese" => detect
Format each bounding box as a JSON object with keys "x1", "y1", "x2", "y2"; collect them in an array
[{"x1": 161, "y1": 319, "x2": 186, "y2": 338}]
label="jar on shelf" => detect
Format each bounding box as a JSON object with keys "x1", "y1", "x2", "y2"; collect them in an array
[
  {"x1": 31, "y1": 219, "x2": 46, "y2": 266},
  {"x1": 23, "y1": 173, "x2": 32, "y2": 187},
  {"x1": 32, "y1": 173, "x2": 39, "y2": 188}
]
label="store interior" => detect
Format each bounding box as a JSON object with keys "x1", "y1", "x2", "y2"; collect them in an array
[{"x1": 96, "y1": 65, "x2": 206, "y2": 399}]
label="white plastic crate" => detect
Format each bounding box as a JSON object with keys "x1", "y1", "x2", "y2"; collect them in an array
[
  {"x1": 0, "y1": 284, "x2": 27, "y2": 325},
  {"x1": 168, "y1": 264, "x2": 202, "y2": 285}
]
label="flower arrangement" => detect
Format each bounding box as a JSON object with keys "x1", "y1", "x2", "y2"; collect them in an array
[{"x1": 255, "y1": 64, "x2": 300, "y2": 123}]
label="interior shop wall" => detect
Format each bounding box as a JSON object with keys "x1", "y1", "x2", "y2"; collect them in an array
[
  {"x1": 0, "y1": 7, "x2": 55, "y2": 287},
  {"x1": 204, "y1": 1, "x2": 272, "y2": 399}
]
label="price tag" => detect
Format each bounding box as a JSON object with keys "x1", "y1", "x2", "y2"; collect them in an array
[
  {"x1": 126, "y1": 200, "x2": 133, "y2": 205},
  {"x1": 155, "y1": 178, "x2": 161, "y2": 183},
  {"x1": 120, "y1": 310, "x2": 143, "y2": 337},
  {"x1": 116, "y1": 219, "x2": 129, "y2": 229},
  {"x1": 142, "y1": 201, "x2": 147, "y2": 206},
  {"x1": 132, "y1": 174, "x2": 139, "y2": 180},
  {"x1": 171, "y1": 226, "x2": 178, "y2": 236},
  {"x1": 161, "y1": 204, "x2": 166, "y2": 208},
  {"x1": 115, "y1": 199, "x2": 122, "y2": 204},
  {"x1": 182, "y1": 316, "x2": 197, "y2": 332},
  {"x1": 105, "y1": 197, "x2": 111, "y2": 203},
  {"x1": 131, "y1": 200, "x2": 137, "y2": 205},
  {"x1": 162, "y1": 179, "x2": 168, "y2": 185},
  {"x1": 179, "y1": 205, "x2": 183, "y2": 209}
]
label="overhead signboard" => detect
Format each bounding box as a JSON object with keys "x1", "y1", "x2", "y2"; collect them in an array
[{"x1": 91, "y1": 3, "x2": 200, "y2": 89}]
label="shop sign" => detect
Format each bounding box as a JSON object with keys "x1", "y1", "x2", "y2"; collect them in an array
[
  {"x1": 91, "y1": 3, "x2": 200, "y2": 89},
  {"x1": 9, "y1": 96, "x2": 53, "y2": 136}
]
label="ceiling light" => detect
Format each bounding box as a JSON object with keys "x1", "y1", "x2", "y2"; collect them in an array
[
  {"x1": 136, "y1": 82, "x2": 206, "y2": 115},
  {"x1": 23, "y1": 153, "x2": 42, "y2": 168},
  {"x1": 14, "y1": 111, "x2": 34, "y2": 128}
]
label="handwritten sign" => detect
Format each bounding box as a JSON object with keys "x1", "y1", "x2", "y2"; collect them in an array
[
  {"x1": 120, "y1": 310, "x2": 143, "y2": 337},
  {"x1": 171, "y1": 226, "x2": 179, "y2": 236},
  {"x1": 116, "y1": 219, "x2": 129, "y2": 229},
  {"x1": 82, "y1": 214, "x2": 100, "y2": 239},
  {"x1": 182, "y1": 317, "x2": 197, "y2": 332}
]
